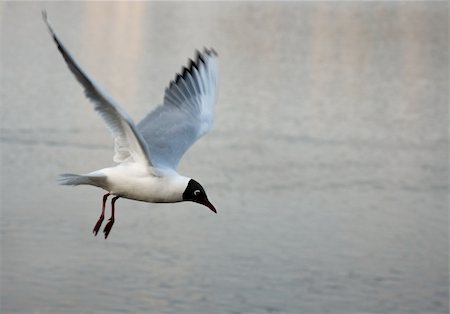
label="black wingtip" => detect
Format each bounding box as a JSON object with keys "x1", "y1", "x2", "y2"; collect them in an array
[
  {"x1": 175, "y1": 73, "x2": 182, "y2": 84},
  {"x1": 41, "y1": 9, "x2": 56, "y2": 39},
  {"x1": 196, "y1": 49, "x2": 205, "y2": 64},
  {"x1": 187, "y1": 58, "x2": 198, "y2": 71},
  {"x1": 166, "y1": 48, "x2": 217, "y2": 91},
  {"x1": 41, "y1": 9, "x2": 48, "y2": 22},
  {"x1": 42, "y1": 9, "x2": 50, "y2": 30},
  {"x1": 198, "y1": 47, "x2": 218, "y2": 60},
  {"x1": 184, "y1": 48, "x2": 217, "y2": 77},
  {"x1": 203, "y1": 47, "x2": 218, "y2": 57},
  {"x1": 181, "y1": 64, "x2": 192, "y2": 79}
]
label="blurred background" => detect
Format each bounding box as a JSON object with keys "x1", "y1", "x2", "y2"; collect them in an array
[{"x1": 1, "y1": 1, "x2": 448, "y2": 313}]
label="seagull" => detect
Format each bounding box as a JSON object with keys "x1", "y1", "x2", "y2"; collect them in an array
[{"x1": 43, "y1": 12, "x2": 218, "y2": 239}]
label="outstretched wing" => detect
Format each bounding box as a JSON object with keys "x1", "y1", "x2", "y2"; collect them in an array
[
  {"x1": 43, "y1": 11, "x2": 152, "y2": 166},
  {"x1": 137, "y1": 49, "x2": 218, "y2": 170}
]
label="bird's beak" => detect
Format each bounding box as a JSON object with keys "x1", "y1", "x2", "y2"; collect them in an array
[{"x1": 202, "y1": 199, "x2": 217, "y2": 214}]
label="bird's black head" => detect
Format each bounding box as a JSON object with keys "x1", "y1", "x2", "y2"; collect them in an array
[{"x1": 183, "y1": 179, "x2": 217, "y2": 213}]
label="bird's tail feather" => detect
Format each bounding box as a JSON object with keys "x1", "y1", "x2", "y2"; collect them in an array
[{"x1": 58, "y1": 173, "x2": 106, "y2": 187}]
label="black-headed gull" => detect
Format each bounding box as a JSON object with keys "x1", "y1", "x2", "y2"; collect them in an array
[{"x1": 43, "y1": 12, "x2": 218, "y2": 239}]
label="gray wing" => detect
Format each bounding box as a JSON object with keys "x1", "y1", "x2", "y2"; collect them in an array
[
  {"x1": 137, "y1": 49, "x2": 218, "y2": 170},
  {"x1": 43, "y1": 12, "x2": 152, "y2": 166}
]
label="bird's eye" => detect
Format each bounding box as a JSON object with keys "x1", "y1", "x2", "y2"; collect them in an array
[{"x1": 194, "y1": 190, "x2": 201, "y2": 196}]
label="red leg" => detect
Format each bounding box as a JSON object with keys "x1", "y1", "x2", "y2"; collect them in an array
[
  {"x1": 103, "y1": 196, "x2": 120, "y2": 239},
  {"x1": 93, "y1": 193, "x2": 110, "y2": 236}
]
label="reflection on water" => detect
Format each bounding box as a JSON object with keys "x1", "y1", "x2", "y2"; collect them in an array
[
  {"x1": 82, "y1": 1, "x2": 146, "y2": 103},
  {"x1": 1, "y1": 2, "x2": 448, "y2": 314}
]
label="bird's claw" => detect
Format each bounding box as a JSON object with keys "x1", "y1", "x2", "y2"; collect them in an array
[
  {"x1": 103, "y1": 218, "x2": 115, "y2": 239},
  {"x1": 92, "y1": 215, "x2": 104, "y2": 236}
]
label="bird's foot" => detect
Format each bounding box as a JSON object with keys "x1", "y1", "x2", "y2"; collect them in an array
[
  {"x1": 103, "y1": 218, "x2": 115, "y2": 239},
  {"x1": 92, "y1": 214, "x2": 104, "y2": 236}
]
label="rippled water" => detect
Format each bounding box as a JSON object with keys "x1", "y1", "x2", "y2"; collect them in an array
[{"x1": 1, "y1": 2, "x2": 448, "y2": 314}]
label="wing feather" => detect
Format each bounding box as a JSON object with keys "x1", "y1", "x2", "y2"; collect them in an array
[
  {"x1": 43, "y1": 12, "x2": 152, "y2": 166},
  {"x1": 138, "y1": 49, "x2": 218, "y2": 170}
]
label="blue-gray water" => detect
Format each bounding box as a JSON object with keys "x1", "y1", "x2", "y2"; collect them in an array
[{"x1": 1, "y1": 2, "x2": 448, "y2": 313}]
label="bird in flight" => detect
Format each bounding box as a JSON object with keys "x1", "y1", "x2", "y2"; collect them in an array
[{"x1": 43, "y1": 12, "x2": 218, "y2": 239}]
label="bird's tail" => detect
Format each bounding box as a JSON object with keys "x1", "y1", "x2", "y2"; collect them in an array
[{"x1": 58, "y1": 173, "x2": 106, "y2": 187}]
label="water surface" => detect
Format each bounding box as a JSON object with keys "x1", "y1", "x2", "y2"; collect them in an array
[{"x1": 1, "y1": 2, "x2": 448, "y2": 313}]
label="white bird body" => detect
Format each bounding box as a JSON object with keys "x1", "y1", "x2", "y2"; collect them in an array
[
  {"x1": 43, "y1": 11, "x2": 219, "y2": 238},
  {"x1": 90, "y1": 165, "x2": 190, "y2": 203}
]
